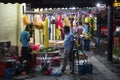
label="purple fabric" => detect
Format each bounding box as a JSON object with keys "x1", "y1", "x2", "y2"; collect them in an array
[{"x1": 76, "y1": 25, "x2": 84, "y2": 35}]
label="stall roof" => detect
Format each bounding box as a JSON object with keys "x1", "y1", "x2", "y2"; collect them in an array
[{"x1": 0, "y1": 0, "x2": 116, "y2": 8}]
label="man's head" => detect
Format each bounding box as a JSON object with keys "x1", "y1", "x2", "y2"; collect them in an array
[
  {"x1": 25, "y1": 24, "x2": 30, "y2": 31},
  {"x1": 64, "y1": 25, "x2": 70, "y2": 34}
]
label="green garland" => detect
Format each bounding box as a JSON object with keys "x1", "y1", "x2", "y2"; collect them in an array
[
  {"x1": 113, "y1": 45, "x2": 120, "y2": 57},
  {"x1": 28, "y1": 23, "x2": 34, "y2": 37},
  {"x1": 37, "y1": 47, "x2": 59, "y2": 52}
]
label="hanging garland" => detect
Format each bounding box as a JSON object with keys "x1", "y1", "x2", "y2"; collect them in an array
[
  {"x1": 33, "y1": 16, "x2": 44, "y2": 30},
  {"x1": 27, "y1": 23, "x2": 34, "y2": 37},
  {"x1": 23, "y1": 14, "x2": 30, "y2": 25}
]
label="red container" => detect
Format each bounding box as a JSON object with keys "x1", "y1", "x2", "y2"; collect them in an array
[
  {"x1": 0, "y1": 62, "x2": 8, "y2": 77},
  {"x1": 114, "y1": 37, "x2": 120, "y2": 47},
  {"x1": 51, "y1": 57, "x2": 60, "y2": 66},
  {"x1": 36, "y1": 58, "x2": 41, "y2": 65}
]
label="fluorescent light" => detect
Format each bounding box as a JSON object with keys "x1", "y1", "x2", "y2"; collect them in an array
[{"x1": 96, "y1": 3, "x2": 100, "y2": 7}]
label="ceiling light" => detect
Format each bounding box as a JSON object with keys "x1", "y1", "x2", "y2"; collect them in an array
[{"x1": 96, "y1": 3, "x2": 100, "y2": 7}]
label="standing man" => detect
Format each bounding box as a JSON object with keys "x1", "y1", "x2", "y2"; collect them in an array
[
  {"x1": 20, "y1": 25, "x2": 31, "y2": 62},
  {"x1": 61, "y1": 26, "x2": 75, "y2": 74}
]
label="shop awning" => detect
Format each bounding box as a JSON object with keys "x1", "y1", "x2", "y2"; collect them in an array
[{"x1": 0, "y1": 0, "x2": 114, "y2": 8}]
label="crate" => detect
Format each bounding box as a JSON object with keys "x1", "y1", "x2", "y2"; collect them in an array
[
  {"x1": 5, "y1": 67, "x2": 15, "y2": 79},
  {"x1": 0, "y1": 41, "x2": 11, "y2": 47}
]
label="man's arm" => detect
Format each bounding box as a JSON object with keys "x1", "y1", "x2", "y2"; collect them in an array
[
  {"x1": 20, "y1": 34, "x2": 22, "y2": 42},
  {"x1": 69, "y1": 35, "x2": 76, "y2": 62},
  {"x1": 70, "y1": 35, "x2": 75, "y2": 53},
  {"x1": 26, "y1": 32, "x2": 30, "y2": 42}
]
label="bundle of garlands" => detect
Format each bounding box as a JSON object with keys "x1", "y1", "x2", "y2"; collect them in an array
[{"x1": 28, "y1": 23, "x2": 34, "y2": 37}]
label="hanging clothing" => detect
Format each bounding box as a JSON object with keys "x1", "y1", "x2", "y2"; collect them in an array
[{"x1": 84, "y1": 24, "x2": 89, "y2": 34}]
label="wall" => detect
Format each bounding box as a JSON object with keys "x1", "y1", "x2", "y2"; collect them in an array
[
  {"x1": 0, "y1": 3, "x2": 24, "y2": 55},
  {"x1": 0, "y1": 3, "x2": 23, "y2": 46}
]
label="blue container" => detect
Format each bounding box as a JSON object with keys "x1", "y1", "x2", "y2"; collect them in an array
[
  {"x1": 85, "y1": 64, "x2": 93, "y2": 74},
  {"x1": 78, "y1": 65, "x2": 86, "y2": 75},
  {"x1": 5, "y1": 68, "x2": 15, "y2": 80},
  {"x1": 78, "y1": 63, "x2": 93, "y2": 75}
]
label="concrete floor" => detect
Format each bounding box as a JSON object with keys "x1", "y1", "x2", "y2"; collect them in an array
[{"x1": 13, "y1": 52, "x2": 120, "y2": 80}]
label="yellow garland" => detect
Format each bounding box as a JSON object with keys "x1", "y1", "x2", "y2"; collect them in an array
[
  {"x1": 23, "y1": 14, "x2": 30, "y2": 25},
  {"x1": 43, "y1": 17, "x2": 49, "y2": 48}
]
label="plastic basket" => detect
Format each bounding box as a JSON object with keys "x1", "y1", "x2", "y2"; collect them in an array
[{"x1": 5, "y1": 67, "x2": 15, "y2": 79}]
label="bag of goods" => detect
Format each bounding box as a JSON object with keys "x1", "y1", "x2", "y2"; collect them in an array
[{"x1": 50, "y1": 69, "x2": 62, "y2": 76}]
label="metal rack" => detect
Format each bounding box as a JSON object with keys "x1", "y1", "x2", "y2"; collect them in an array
[{"x1": 0, "y1": 41, "x2": 11, "y2": 62}]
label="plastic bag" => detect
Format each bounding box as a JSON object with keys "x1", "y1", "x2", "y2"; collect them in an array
[{"x1": 50, "y1": 69, "x2": 62, "y2": 76}]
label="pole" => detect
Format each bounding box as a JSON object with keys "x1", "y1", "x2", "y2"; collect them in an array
[{"x1": 107, "y1": 0, "x2": 114, "y2": 61}]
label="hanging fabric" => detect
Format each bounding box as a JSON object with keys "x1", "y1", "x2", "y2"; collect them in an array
[
  {"x1": 23, "y1": 14, "x2": 30, "y2": 25},
  {"x1": 43, "y1": 17, "x2": 49, "y2": 48}
]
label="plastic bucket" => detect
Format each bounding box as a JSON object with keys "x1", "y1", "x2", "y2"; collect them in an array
[{"x1": 5, "y1": 67, "x2": 15, "y2": 79}]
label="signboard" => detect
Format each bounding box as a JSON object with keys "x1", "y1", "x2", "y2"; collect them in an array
[{"x1": 114, "y1": 2, "x2": 120, "y2": 7}]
